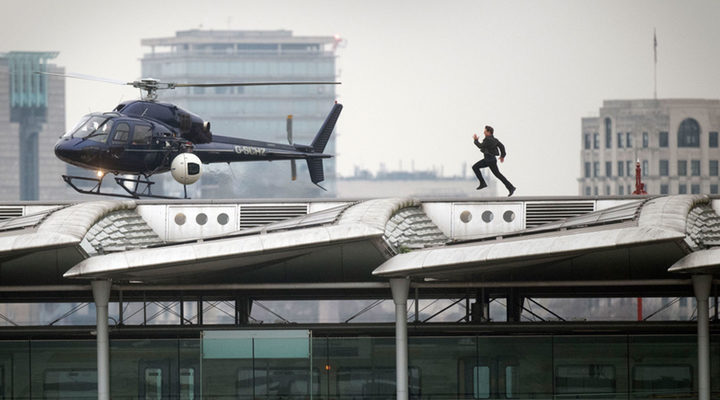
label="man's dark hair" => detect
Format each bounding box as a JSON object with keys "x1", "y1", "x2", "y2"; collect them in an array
[{"x1": 485, "y1": 125, "x2": 494, "y2": 134}]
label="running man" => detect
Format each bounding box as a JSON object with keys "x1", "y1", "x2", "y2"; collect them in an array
[{"x1": 472, "y1": 125, "x2": 516, "y2": 197}]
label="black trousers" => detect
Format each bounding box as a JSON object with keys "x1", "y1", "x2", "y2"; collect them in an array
[{"x1": 472, "y1": 157, "x2": 514, "y2": 190}]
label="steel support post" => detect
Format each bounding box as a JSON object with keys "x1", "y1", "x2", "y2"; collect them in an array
[
  {"x1": 693, "y1": 274, "x2": 712, "y2": 400},
  {"x1": 390, "y1": 278, "x2": 410, "y2": 400},
  {"x1": 92, "y1": 280, "x2": 112, "y2": 400}
]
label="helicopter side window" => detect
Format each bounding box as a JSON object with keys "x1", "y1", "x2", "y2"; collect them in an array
[
  {"x1": 112, "y1": 123, "x2": 130, "y2": 144},
  {"x1": 131, "y1": 125, "x2": 153, "y2": 145}
]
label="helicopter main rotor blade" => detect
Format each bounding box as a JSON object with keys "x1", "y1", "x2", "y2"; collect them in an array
[
  {"x1": 171, "y1": 81, "x2": 341, "y2": 88},
  {"x1": 34, "y1": 71, "x2": 129, "y2": 86}
]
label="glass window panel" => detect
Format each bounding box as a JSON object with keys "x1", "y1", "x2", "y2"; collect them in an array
[
  {"x1": 659, "y1": 131, "x2": 669, "y2": 147},
  {"x1": 643, "y1": 132, "x2": 649, "y2": 147},
  {"x1": 710, "y1": 160, "x2": 718, "y2": 176},
  {"x1": 605, "y1": 118, "x2": 612, "y2": 148},
  {"x1": 474, "y1": 366, "x2": 490, "y2": 398},
  {"x1": 678, "y1": 160, "x2": 687, "y2": 176},
  {"x1": 617, "y1": 132, "x2": 623, "y2": 148},
  {"x1": 659, "y1": 160, "x2": 669, "y2": 176},
  {"x1": 710, "y1": 131, "x2": 718, "y2": 148},
  {"x1": 691, "y1": 160, "x2": 701, "y2": 176}
]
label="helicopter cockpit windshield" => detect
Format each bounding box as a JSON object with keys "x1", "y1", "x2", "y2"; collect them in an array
[{"x1": 66, "y1": 116, "x2": 114, "y2": 141}]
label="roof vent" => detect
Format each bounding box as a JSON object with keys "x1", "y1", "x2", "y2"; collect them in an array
[
  {"x1": 525, "y1": 201, "x2": 595, "y2": 228},
  {"x1": 239, "y1": 204, "x2": 308, "y2": 229},
  {"x1": 0, "y1": 206, "x2": 23, "y2": 220}
]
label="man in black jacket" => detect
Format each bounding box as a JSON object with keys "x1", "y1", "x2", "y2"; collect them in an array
[{"x1": 472, "y1": 125, "x2": 516, "y2": 197}]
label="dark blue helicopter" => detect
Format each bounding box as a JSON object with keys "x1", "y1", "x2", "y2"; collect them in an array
[{"x1": 42, "y1": 73, "x2": 342, "y2": 199}]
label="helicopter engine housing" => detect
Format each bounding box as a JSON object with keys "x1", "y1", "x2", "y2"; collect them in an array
[{"x1": 171, "y1": 153, "x2": 202, "y2": 185}]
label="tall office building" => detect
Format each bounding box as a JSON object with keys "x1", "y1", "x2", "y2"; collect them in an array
[
  {"x1": 0, "y1": 52, "x2": 67, "y2": 200},
  {"x1": 141, "y1": 30, "x2": 340, "y2": 198},
  {"x1": 579, "y1": 99, "x2": 720, "y2": 196}
]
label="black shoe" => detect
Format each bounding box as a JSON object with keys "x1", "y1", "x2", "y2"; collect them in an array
[
  {"x1": 508, "y1": 186, "x2": 516, "y2": 197},
  {"x1": 476, "y1": 183, "x2": 488, "y2": 190}
]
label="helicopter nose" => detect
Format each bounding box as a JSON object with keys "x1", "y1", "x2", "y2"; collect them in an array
[{"x1": 54, "y1": 139, "x2": 75, "y2": 162}]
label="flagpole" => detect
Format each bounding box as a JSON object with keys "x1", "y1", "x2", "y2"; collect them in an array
[{"x1": 654, "y1": 28, "x2": 657, "y2": 100}]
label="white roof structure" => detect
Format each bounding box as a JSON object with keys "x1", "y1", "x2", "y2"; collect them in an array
[{"x1": 0, "y1": 195, "x2": 717, "y2": 286}]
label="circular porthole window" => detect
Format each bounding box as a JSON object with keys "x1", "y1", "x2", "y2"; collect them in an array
[
  {"x1": 503, "y1": 210, "x2": 516, "y2": 223},
  {"x1": 217, "y1": 213, "x2": 229, "y2": 225},
  {"x1": 460, "y1": 210, "x2": 472, "y2": 223},
  {"x1": 196, "y1": 213, "x2": 208, "y2": 225},
  {"x1": 481, "y1": 211, "x2": 494, "y2": 223},
  {"x1": 174, "y1": 213, "x2": 186, "y2": 225}
]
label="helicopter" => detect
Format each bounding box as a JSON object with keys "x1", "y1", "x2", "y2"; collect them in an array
[{"x1": 40, "y1": 71, "x2": 342, "y2": 199}]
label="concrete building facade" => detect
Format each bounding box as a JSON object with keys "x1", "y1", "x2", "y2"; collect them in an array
[
  {"x1": 579, "y1": 99, "x2": 720, "y2": 196},
  {"x1": 0, "y1": 52, "x2": 67, "y2": 200},
  {"x1": 140, "y1": 30, "x2": 340, "y2": 198}
]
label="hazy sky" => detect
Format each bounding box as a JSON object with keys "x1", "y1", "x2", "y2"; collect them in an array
[{"x1": 2, "y1": 0, "x2": 719, "y2": 195}]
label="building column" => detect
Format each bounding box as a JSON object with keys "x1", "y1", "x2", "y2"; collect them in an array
[
  {"x1": 692, "y1": 274, "x2": 712, "y2": 400},
  {"x1": 92, "y1": 280, "x2": 112, "y2": 400},
  {"x1": 390, "y1": 278, "x2": 410, "y2": 400}
]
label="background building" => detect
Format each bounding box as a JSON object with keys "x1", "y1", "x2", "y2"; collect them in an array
[
  {"x1": 0, "y1": 51, "x2": 67, "y2": 200},
  {"x1": 579, "y1": 99, "x2": 720, "y2": 196},
  {"x1": 140, "y1": 30, "x2": 340, "y2": 198}
]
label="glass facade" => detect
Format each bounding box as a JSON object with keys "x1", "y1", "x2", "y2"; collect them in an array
[{"x1": 0, "y1": 334, "x2": 715, "y2": 399}]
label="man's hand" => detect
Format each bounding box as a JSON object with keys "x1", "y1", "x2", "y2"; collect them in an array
[
  {"x1": 499, "y1": 157, "x2": 505, "y2": 163},
  {"x1": 473, "y1": 133, "x2": 478, "y2": 140}
]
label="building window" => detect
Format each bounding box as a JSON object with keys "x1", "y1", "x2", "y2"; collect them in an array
[
  {"x1": 678, "y1": 118, "x2": 701, "y2": 147},
  {"x1": 628, "y1": 185, "x2": 632, "y2": 195},
  {"x1": 593, "y1": 133, "x2": 599, "y2": 149},
  {"x1": 605, "y1": 118, "x2": 612, "y2": 148},
  {"x1": 585, "y1": 186, "x2": 591, "y2": 196},
  {"x1": 642, "y1": 132, "x2": 649, "y2": 148},
  {"x1": 626, "y1": 132, "x2": 632, "y2": 148},
  {"x1": 605, "y1": 161, "x2": 612, "y2": 177},
  {"x1": 619, "y1": 185, "x2": 624, "y2": 195},
  {"x1": 691, "y1": 184, "x2": 700, "y2": 194},
  {"x1": 584, "y1": 162, "x2": 591, "y2": 178},
  {"x1": 659, "y1": 160, "x2": 669, "y2": 176},
  {"x1": 605, "y1": 185, "x2": 611, "y2": 195},
  {"x1": 660, "y1": 184, "x2": 669, "y2": 195},
  {"x1": 678, "y1": 160, "x2": 687, "y2": 176},
  {"x1": 659, "y1": 131, "x2": 669, "y2": 147},
  {"x1": 617, "y1": 132, "x2": 623, "y2": 148},
  {"x1": 691, "y1": 160, "x2": 700, "y2": 176},
  {"x1": 584, "y1": 133, "x2": 591, "y2": 149},
  {"x1": 617, "y1": 161, "x2": 624, "y2": 177},
  {"x1": 626, "y1": 161, "x2": 633, "y2": 177},
  {"x1": 710, "y1": 131, "x2": 718, "y2": 148},
  {"x1": 593, "y1": 162, "x2": 599, "y2": 177},
  {"x1": 593, "y1": 186, "x2": 598, "y2": 196},
  {"x1": 679, "y1": 184, "x2": 687, "y2": 194},
  {"x1": 710, "y1": 160, "x2": 718, "y2": 176},
  {"x1": 642, "y1": 160, "x2": 648, "y2": 177},
  {"x1": 711, "y1": 184, "x2": 718, "y2": 194}
]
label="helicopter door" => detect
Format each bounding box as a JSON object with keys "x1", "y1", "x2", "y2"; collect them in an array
[{"x1": 109, "y1": 123, "x2": 130, "y2": 159}]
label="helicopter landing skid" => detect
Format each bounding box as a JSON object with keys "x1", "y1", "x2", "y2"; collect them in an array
[{"x1": 62, "y1": 175, "x2": 185, "y2": 200}]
